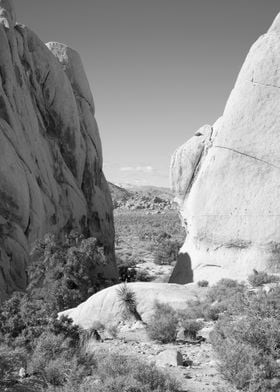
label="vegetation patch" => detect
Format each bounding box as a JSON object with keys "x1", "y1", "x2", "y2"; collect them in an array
[
  {"x1": 114, "y1": 211, "x2": 185, "y2": 274},
  {"x1": 211, "y1": 284, "x2": 280, "y2": 391},
  {"x1": 116, "y1": 283, "x2": 142, "y2": 321},
  {"x1": 147, "y1": 302, "x2": 179, "y2": 343},
  {"x1": 248, "y1": 271, "x2": 280, "y2": 287}
]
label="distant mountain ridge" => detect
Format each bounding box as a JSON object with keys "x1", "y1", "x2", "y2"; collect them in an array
[{"x1": 108, "y1": 182, "x2": 173, "y2": 212}]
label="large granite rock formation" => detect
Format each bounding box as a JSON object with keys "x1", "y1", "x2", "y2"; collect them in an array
[
  {"x1": 171, "y1": 13, "x2": 280, "y2": 283},
  {"x1": 0, "y1": 0, "x2": 117, "y2": 298},
  {"x1": 60, "y1": 282, "x2": 202, "y2": 328}
]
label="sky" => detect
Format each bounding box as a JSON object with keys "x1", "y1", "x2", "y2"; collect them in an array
[{"x1": 14, "y1": 0, "x2": 280, "y2": 187}]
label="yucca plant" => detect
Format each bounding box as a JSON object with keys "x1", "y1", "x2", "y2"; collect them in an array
[{"x1": 116, "y1": 284, "x2": 142, "y2": 321}]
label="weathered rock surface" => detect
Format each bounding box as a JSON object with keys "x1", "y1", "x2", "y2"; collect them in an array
[
  {"x1": 60, "y1": 282, "x2": 201, "y2": 328},
  {"x1": 0, "y1": 0, "x2": 117, "y2": 298},
  {"x1": 156, "y1": 349, "x2": 183, "y2": 367},
  {"x1": 171, "y1": 13, "x2": 280, "y2": 283}
]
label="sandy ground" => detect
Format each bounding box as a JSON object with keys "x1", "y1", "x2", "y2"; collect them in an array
[{"x1": 87, "y1": 324, "x2": 237, "y2": 392}]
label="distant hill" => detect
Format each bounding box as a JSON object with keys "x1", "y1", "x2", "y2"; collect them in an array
[
  {"x1": 116, "y1": 183, "x2": 173, "y2": 199},
  {"x1": 109, "y1": 183, "x2": 174, "y2": 212},
  {"x1": 108, "y1": 182, "x2": 133, "y2": 203}
]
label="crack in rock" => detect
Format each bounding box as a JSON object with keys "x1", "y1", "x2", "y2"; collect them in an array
[
  {"x1": 215, "y1": 145, "x2": 280, "y2": 170},
  {"x1": 183, "y1": 148, "x2": 204, "y2": 199},
  {"x1": 247, "y1": 78, "x2": 280, "y2": 89}
]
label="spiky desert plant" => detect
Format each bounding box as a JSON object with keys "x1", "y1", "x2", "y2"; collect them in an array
[{"x1": 116, "y1": 283, "x2": 142, "y2": 321}]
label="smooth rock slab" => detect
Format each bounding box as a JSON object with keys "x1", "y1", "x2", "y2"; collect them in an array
[
  {"x1": 60, "y1": 282, "x2": 202, "y2": 328},
  {"x1": 156, "y1": 349, "x2": 183, "y2": 367}
]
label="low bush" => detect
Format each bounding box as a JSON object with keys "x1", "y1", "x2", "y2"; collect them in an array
[
  {"x1": 0, "y1": 345, "x2": 27, "y2": 381},
  {"x1": 95, "y1": 350, "x2": 180, "y2": 392},
  {"x1": 207, "y1": 279, "x2": 246, "y2": 303},
  {"x1": 136, "y1": 269, "x2": 154, "y2": 282},
  {"x1": 147, "y1": 302, "x2": 179, "y2": 343},
  {"x1": 179, "y1": 279, "x2": 247, "y2": 323},
  {"x1": 45, "y1": 350, "x2": 180, "y2": 392},
  {"x1": 179, "y1": 319, "x2": 203, "y2": 339},
  {"x1": 248, "y1": 271, "x2": 280, "y2": 287},
  {"x1": 211, "y1": 286, "x2": 280, "y2": 391},
  {"x1": 197, "y1": 280, "x2": 209, "y2": 287},
  {"x1": 182, "y1": 298, "x2": 225, "y2": 322}
]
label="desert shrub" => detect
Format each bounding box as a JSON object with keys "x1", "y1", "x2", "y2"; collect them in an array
[
  {"x1": 154, "y1": 240, "x2": 180, "y2": 265},
  {"x1": 29, "y1": 329, "x2": 79, "y2": 375},
  {"x1": 136, "y1": 269, "x2": 154, "y2": 282},
  {"x1": 248, "y1": 271, "x2": 280, "y2": 287},
  {"x1": 212, "y1": 333, "x2": 261, "y2": 390},
  {"x1": 181, "y1": 298, "x2": 224, "y2": 322},
  {"x1": 0, "y1": 290, "x2": 81, "y2": 350},
  {"x1": 0, "y1": 345, "x2": 27, "y2": 381},
  {"x1": 29, "y1": 232, "x2": 112, "y2": 312},
  {"x1": 211, "y1": 287, "x2": 280, "y2": 391},
  {"x1": 208, "y1": 278, "x2": 246, "y2": 303},
  {"x1": 197, "y1": 280, "x2": 209, "y2": 287},
  {"x1": 44, "y1": 358, "x2": 68, "y2": 386},
  {"x1": 180, "y1": 299, "x2": 205, "y2": 320},
  {"x1": 179, "y1": 319, "x2": 203, "y2": 339},
  {"x1": 0, "y1": 293, "x2": 49, "y2": 349},
  {"x1": 181, "y1": 279, "x2": 246, "y2": 322},
  {"x1": 0, "y1": 292, "x2": 26, "y2": 341},
  {"x1": 95, "y1": 350, "x2": 180, "y2": 392},
  {"x1": 117, "y1": 258, "x2": 137, "y2": 269},
  {"x1": 93, "y1": 375, "x2": 150, "y2": 392},
  {"x1": 132, "y1": 360, "x2": 180, "y2": 391},
  {"x1": 46, "y1": 351, "x2": 180, "y2": 392},
  {"x1": 147, "y1": 302, "x2": 179, "y2": 343},
  {"x1": 116, "y1": 283, "x2": 142, "y2": 321},
  {"x1": 204, "y1": 303, "x2": 226, "y2": 321}
]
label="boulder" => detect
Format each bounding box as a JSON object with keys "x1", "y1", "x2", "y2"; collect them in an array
[
  {"x1": 0, "y1": 0, "x2": 117, "y2": 298},
  {"x1": 171, "y1": 12, "x2": 280, "y2": 283},
  {"x1": 156, "y1": 349, "x2": 183, "y2": 367},
  {"x1": 59, "y1": 282, "x2": 202, "y2": 328}
]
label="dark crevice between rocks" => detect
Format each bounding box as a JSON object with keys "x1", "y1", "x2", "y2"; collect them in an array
[{"x1": 169, "y1": 252, "x2": 193, "y2": 284}]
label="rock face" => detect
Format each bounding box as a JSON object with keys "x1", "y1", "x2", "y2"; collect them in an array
[
  {"x1": 60, "y1": 282, "x2": 201, "y2": 328},
  {"x1": 171, "y1": 13, "x2": 280, "y2": 283},
  {"x1": 0, "y1": 0, "x2": 117, "y2": 298},
  {"x1": 169, "y1": 253, "x2": 193, "y2": 284}
]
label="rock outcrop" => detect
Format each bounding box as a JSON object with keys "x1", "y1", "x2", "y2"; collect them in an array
[
  {"x1": 109, "y1": 182, "x2": 173, "y2": 213},
  {"x1": 60, "y1": 282, "x2": 201, "y2": 328},
  {"x1": 0, "y1": 0, "x2": 117, "y2": 299},
  {"x1": 171, "y1": 13, "x2": 280, "y2": 283}
]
